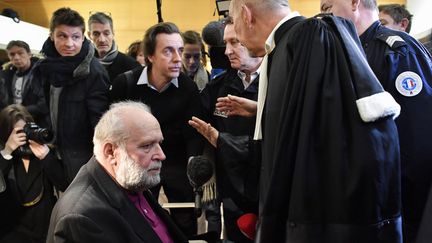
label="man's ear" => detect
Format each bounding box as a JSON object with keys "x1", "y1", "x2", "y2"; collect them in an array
[
  {"x1": 49, "y1": 33, "x2": 54, "y2": 41},
  {"x1": 103, "y1": 142, "x2": 117, "y2": 165},
  {"x1": 352, "y1": 0, "x2": 360, "y2": 12},
  {"x1": 147, "y1": 54, "x2": 154, "y2": 64},
  {"x1": 400, "y1": 18, "x2": 409, "y2": 32},
  {"x1": 241, "y1": 4, "x2": 253, "y2": 29}
]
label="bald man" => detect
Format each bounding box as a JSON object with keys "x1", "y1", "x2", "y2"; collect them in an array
[
  {"x1": 228, "y1": 0, "x2": 402, "y2": 242},
  {"x1": 47, "y1": 101, "x2": 187, "y2": 243}
]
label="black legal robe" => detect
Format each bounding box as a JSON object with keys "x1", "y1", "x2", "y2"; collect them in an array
[{"x1": 256, "y1": 16, "x2": 402, "y2": 242}]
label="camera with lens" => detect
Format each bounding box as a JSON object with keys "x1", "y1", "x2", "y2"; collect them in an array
[{"x1": 17, "y1": 122, "x2": 53, "y2": 156}]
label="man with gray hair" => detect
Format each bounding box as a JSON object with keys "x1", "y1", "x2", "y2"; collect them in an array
[
  {"x1": 47, "y1": 101, "x2": 188, "y2": 243},
  {"x1": 320, "y1": 0, "x2": 432, "y2": 241},
  {"x1": 88, "y1": 12, "x2": 139, "y2": 83},
  {"x1": 228, "y1": 0, "x2": 402, "y2": 242}
]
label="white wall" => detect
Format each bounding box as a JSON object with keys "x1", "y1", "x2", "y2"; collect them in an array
[
  {"x1": 407, "y1": 0, "x2": 432, "y2": 38},
  {"x1": 0, "y1": 15, "x2": 49, "y2": 54}
]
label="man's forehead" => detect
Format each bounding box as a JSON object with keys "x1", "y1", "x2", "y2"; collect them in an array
[
  {"x1": 156, "y1": 33, "x2": 183, "y2": 46},
  {"x1": 7, "y1": 46, "x2": 27, "y2": 52},
  {"x1": 223, "y1": 25, "x2": 236, "y2": 39},
  {"x1": 54, "y1": 26, "x2": 83, "y2": 35},
  {"x1": 90, "y1": 22, "x2": 112, "y2": 31}
]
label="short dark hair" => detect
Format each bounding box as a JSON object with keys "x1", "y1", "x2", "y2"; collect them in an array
[
  {"x1": 126, "y1": 40, "x2": 143, "y2": 59},
  {"x1": 143, "y1": 22, "x2": 181, "y2": 68},
  {"x1": 379, "y1": 4, "x2": 413, "y2": 33},
  {"x1": 88, "y1": 12, "x2": 113, "y2": 32},
  {"x1": 49, "y1": 7, "x2": 85, "y2": 34},
  {"x1": 6, "y1": 40, "x2": 31, "y2": 53},
  {"x1": 0, "y1": 104, "x2": 33, "y2": 146}
]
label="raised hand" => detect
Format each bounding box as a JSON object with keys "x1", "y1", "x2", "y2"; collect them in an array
[
  {"x1": 188, "y1": 116, "x2": 219, "y2": 148},
  {"x1": 215, "y1": 94, "x2": 257, "y2": 117}
]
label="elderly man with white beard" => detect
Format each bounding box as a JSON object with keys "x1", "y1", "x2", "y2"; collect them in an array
[{"x1": 46, "y1": 101, "x2": 188, "y2": 243}]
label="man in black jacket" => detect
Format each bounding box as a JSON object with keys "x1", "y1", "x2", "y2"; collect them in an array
[
  {"x1": 198, "y1": 17, "x2": 262, "y2": 243},
  {"x1": 2, "y1": 40, "x2": 48, "y2": 127},
  {"x1": 111, "y1": 22, "x2": 202, "y2": 237},
  {"x1": 47, "y1": 101, "x2": 188, "y2": 243},
  {"x1": 88, "y1": 12, "x2": 140, "y2": 84},
  {"x1": 32, "y1": 7, "x2": 109, "y2": 184}
]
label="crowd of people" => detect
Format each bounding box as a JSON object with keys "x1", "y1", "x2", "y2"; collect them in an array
[{"x1": 0, "y1": 1, "x2": 431, "y2": 243}]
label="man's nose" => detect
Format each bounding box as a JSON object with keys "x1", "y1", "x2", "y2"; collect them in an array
[
  {"x1": 225, "y1": 45, "x2": 233, "y2": 56},
  {"x1": 172, "y1": 50, "x2": 182, "y2": 62},
  {"x1": 155, "y1": 143, "x2": 166, "y2": 161},
  {"x1": 65, "y1": 37, "x2": 74, "y2": 47},
  {"x1": 98, "y1": 34, "x2": 107, "y2": 42}
]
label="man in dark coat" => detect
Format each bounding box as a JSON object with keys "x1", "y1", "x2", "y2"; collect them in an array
[
  {"x1": 110, "y1": 22, "x2": 203, "y2": 237},
  {"x1": 228, "y1": 0, "x2": 402, "y2": 242},
  {"x1": 197, "y1": 17, "x2": 262, "y2": 242},
  {"x1": 32, "y1": 8, "x2": 109, "y2": 184},
  {"x1": 47, "y1": 101, "x2": 188, "y2": 243},
  {"x1": 2, "y1": 40, "x2": 48, "y2": 127},
  {"x1": 88, "y1": 12, "x2": 140, "y2": 84},
  {"x1": 320, "y1": 0, "x2": 432, "y2": 241}
]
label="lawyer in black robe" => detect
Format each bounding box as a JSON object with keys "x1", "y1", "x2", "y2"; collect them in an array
[{"x1": 256, "y1": 15, "x2": 402, "y2": 242}]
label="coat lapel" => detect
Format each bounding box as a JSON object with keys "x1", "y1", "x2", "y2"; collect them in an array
[{"x1": 87, "y1": 158, "x2": 162, "y2": 243}]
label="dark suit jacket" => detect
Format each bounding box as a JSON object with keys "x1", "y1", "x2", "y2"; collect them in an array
[{"x1": 46, "y1": 157, "x2": 188, "y2": 243}]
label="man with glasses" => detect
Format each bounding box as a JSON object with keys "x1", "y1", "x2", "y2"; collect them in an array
[{"x1": 88, "y1": 12, "x2": 140, "y2": 84}]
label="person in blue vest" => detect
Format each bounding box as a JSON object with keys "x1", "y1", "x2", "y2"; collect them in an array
[{"x1": 320, "y1": 0, "x2": 432, "y2": 242}]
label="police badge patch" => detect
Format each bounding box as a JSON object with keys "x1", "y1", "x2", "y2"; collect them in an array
[{"x1": 395, "y1": 71, "x2": 423, "y2": 97}]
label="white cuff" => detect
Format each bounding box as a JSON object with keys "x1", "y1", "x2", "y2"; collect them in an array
[
  {"x1": 0, "y1": 149, "x2": 12, "y2": 160},
  {"x1": 356, "y1": 91, "x2": 401, "y2": 122}
]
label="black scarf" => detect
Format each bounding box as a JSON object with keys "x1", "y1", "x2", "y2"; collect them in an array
[{"x1": 36, "y1": 37, "x2": 94, "y2": 87}]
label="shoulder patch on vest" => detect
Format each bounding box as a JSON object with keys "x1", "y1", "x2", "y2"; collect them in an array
[{"x1": 395, "y1": 71, "x2": 423, "y2": 97}]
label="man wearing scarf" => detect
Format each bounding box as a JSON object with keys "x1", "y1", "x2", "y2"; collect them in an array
[
  {"x1": 32, "y1": 7, "x2": 109, "y2": 185},
  {"x1": 88, "y1": 12, "x2": 140, "y2": 84}
]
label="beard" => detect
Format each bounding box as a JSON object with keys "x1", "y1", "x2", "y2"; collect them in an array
[{"x1": 115, "y1": 148, "x2": 162, "y2": 192}]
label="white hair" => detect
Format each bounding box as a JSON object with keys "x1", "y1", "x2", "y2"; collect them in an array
[
  {"x1": 115, "y1": 145, "x2": 161, "y2": 191},
  {"x1": 93, "y1": 101, "x2": 151, "y2": 161}
]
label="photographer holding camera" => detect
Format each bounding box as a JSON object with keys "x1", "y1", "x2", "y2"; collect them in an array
[{"x1": 0, "y1": 104, "x2": 67, "y2": 243}]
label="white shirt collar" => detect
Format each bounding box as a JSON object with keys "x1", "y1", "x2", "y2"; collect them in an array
[
  {"x1": 237, "y1": 70, "x2": 260, "y2": 89},
  {"x1": 265, "y1": 11, "x2": 301, "y2": 54},
  {"x1": 137, "y1": 66, "x2": 179, "y2": 92}
]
